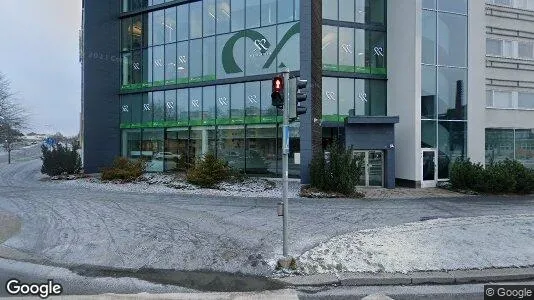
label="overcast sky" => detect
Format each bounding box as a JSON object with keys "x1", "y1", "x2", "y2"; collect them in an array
[{"x1": 0, "y1": 0, "x2": 82, "y2": 136}]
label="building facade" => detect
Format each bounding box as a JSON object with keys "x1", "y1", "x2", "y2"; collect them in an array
[
  {"x1": 82, "y1": 0, "x2": 487, "y2": 188},
  {"x1": 485, "y1": 0, "x2": 534, "y2": 169}
]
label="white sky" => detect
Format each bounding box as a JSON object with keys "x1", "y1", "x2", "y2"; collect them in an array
[{"x1": 0, "y1": 0, "x2": 82, "y2": 136}]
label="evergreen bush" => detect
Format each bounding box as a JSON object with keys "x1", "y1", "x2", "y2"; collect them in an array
[
  {"x1": 101, "y1": 157, "x2": 146, "y2": 182},
  {"x1": 186, "y1": 153, "x2": 232, "y2": 188},
  {"x1": 40, "y1": 143, "x2": 82, "y2": 176}
]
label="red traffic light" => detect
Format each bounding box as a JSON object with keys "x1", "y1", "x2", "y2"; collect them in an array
[{"x1": 272, "y1": 76, "x2": 284, "y2": 93}]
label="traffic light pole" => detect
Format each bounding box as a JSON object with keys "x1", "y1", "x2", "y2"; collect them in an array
[{"x1": 282, "y1": 68, "x2": 290, "y2": 257}]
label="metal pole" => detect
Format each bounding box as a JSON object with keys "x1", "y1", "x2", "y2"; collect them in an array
[{"x1": 282, "y1": 68, "x2": 290, "y2": 257}]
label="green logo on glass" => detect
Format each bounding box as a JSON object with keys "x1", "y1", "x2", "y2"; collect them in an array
[{"x1": 222, "y1": 22, "x2": 300, "y2": 74}]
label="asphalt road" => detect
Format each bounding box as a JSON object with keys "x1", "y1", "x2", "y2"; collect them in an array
[{"x1": 0, "y1": 147, "x2": 533, "y2": 297}]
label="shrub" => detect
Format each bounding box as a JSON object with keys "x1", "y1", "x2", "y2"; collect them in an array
[
  {"x1": 186, "y1": 153, "x2": 232, "y2": 188},
  {"x1": 41, "y1": 143, "x2": 82, "y2": 176},
  {"x1": 310, "y1": 140, "x2": 365, "y2": 196},
  {"x1": 449, "y1": 157, "x2": 484, "y2": 190},
  {"x1": 101, "y1": 157, "x2": 146, "y2": 182}
]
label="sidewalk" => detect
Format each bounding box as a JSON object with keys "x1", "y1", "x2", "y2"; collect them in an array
[
  {"x1": 278, "y1": 267, "x2": 534, "y2": 287},
  {"x1": 360, "y1": 187, "x2": 467, "y2": 199}
]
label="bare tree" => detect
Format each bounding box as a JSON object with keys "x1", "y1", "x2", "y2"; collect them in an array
[{"x1": 0, "y1": 72, "x2": 27, "y2": 164}]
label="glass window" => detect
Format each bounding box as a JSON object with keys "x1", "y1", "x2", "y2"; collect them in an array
[
  {"x1": 486, "y1": 90, "x2": 493, "y2": 107},
  {"x1": 143, "y1": 48, "x2": 152, "y2": 86},
  {"x1": 322, "y1": 26, "x2": 338, "y2": 71},
  {"x1": 355, "y1": 29, "x2": 367, "y2": 73},
  {"x1": 165, "y1": 90, "x2": 177, "y2": 122},
  {"x1": 322, "y1": 77, "x2": 338, "y2": 121},
  {"x1": 144, "y1": 13, "x2": 151, "y2": 47},
  {"x1": 515, "y1": 129, "x2": 534, "y2": 169},
  {"x1": 354, "y1": 79, "x2": 367, "y2": 115},
  {"x1": 438, "y1": 121, "x2": 467, "y2": 179},
  {"x1": 518, "y1": 92, "x2": 534, "y2": 109},
  {"x1": 295, "y1": 0, "x2": 300, "y2": 20},
  {"x1": 486, "y1": 38, "x2": 502, "y2": 56},
  {"x1": 177, "y1": 89, "x2": 189, "y2": 124},
  {"x1": 246, "y1": 0, "x2": 261, "y2": 29},
  {"x1": 486, "y1": 129, "x2": 514, "y2": 165},
  {"x1": 142, "y1": 129, "x2": 165, "y2": 172},
  {"x1": 165, "y1": 7, "x2": 177, "y2": 43},
  {"x1": 177, "y1": 4, "x2": 189, "y2": 41},
  {"x1": 203, "y1": 36, "x2": 216, "y2": 81},
  {"x1": 217, "y1": 0, "x2": 231, "y2": 34},
  {"x1": 165, "y1": 43, "x2": 177, "y2": 84},
  {"x1": 278, "y1": 0, "x2": 294, "y2": 23},
  {"x1": 261, "y1": 0, "x2": 277, "y2": 26},
  {"x1": 217, "y1": 85, "x2": 231, "y2": 124},
  {"x1": 438, "y1": 12, "x2": 467, "y2": 67},
  {"x1": 131, "y1": 94, "x2": 143, "y2": 124},
  {"x1": 153, "y1": 10, "x2": 165, "y2": 45},
  {"x1": 231, "y1": 0, "x2": 245, "y2": 31},
  {"x1": 277, "y1": 22, "x2": 300, "y2": 72},
  {"x1": 245, "y1": 81, "x2": 261, "y2": 123},
  {"x1": 261, "y1": 80, "x2": 278, "y2": 123},
  {"x1": 189, "y1": 39, "x2": 203, "y2": 82},
  {"x1": 217, "y1": 32, "x2": 245, "y2": 79},
  {"x1": 231, "y1": 83, "x2": 245, "y2": 124},
  {"x1": 122, "y1": 18, "x2": 132, "y2": 51},
  {"x1": 177, "y1": 41, "x2": 189, "y2": 83},
  {"x1": 339, "y1": 78, "x2": 354, "y2": 119},
  {"x1": 132, "y1": 15, "x2": 143, "y2": 49},
  {"x1": 153, "y1": 91, "x2": 165, "y2": 125},
  {"x1": 218, "y1": 126, "x2": 246, "y2": 171},
  {"x1": 149, "y1": 0, "x2": 164, "y2": 6},
  {"x1": 369, "y1": 31, "x2": 386, "y2": 74},
  {"x1": 245, "y1": 25, "x2": 276, "y2": 76},
  {"x1": 122, "y1": 129, "x2": 142, "y2": 160},
  {"x1": 339, "y1": 0, "x2": 354, "y2": 22},
  {"x1": 355, "y1": 0, "x2": 366, "y2": 23},
  {"x1": 493, "y1": 91, "x2": 513, "y2": 108},
  {"x1": 121, "y1": 95, "x2": 133, "y2": 126},
  {"x1": 339, "y1": 27, "x2": 355, "y2": 72},
  {"x1": 246, "y1": 125, "x2": 279, "y2": 175},
  {"x1": 369, "y1": 80, "x2": 386, "y2": 116},
  {"x1": 421, "y1": 120, "x2": 437, "y2": 148},
  {"x1": 422, "y1": 10, "x2": 436, "y2": 65},
  {"x1": 369, "y1": 0, "x2": 386, "y2": 25},
  {"x1": 152, "y1": 45, "x2": 165, "y2": 85},
  {"x1": 323, "y1": 0, "x2": 338, "y2": 20},
  {"x1": 189, "y1": 87, "x2": 203, "y2": 125},
  {"x1": 519, "y1": 41, "x2": 534, "y2": 59},
  {"x1": 190, "y1": 1, "x2": 203, "y2": 39},
  {"x1": 132, "y1": 50, "x2": 143, "y2": 85},
  {"x1": 142, "y1": 93, "x2": 153, "y2": 125},
  {"x1": 437, "y1": 67, "x2": 467, "y2": 120},
  {"x1": 165, "y1": 128, "x2": 189, "y2": 171},
  {"x1": 122, "y1": 53, "x2": 132, "y2": 86},
  {"x1": 423, "y1": 0, "x2": 436, "y2": 9},
  {"x1": 422, "y1": 65, "x2": 437, "y2": 119},
  {"x1": 437, "y1": 0, "x2": 467, "y2": 14},
  {"x1": 203, "y1": 86, "x2": 216, "y2": 125},
  {"x1": 204, "y1": 0, "x2": 216, "y2": 36}
]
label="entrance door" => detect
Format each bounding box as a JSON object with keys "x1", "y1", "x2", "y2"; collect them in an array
[
  {"x1": 353, "y1": 150, "x2": 384, "y2": 187},
  {"x1": 421, "y1": 148, "x2": 438, "y2": 188}
]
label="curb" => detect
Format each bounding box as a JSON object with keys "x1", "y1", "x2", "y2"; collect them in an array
[{"x1": 276, "y1": 267, "x2": 534, "y2": 287}]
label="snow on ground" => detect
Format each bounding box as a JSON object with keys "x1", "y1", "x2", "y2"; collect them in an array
[
  {"x1": 298, "y1": 214, "x2": 534, "y2": 274},
  {"x1": 58, "y1": 173, "x2": 302, "y2": 198}
]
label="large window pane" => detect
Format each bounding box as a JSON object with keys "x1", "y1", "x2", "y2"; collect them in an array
[
  {"x1": 277, "y1": 22, "x2": 300, "y2": 72},
  {"x1": 261, "y1": 0, "x2": 277, "y2": 26},
  {"x1": 122, "y1": 52, "x2": 132, "y2": 86},
  {"x1": 165, "y1": 90, "x2": 177, "y2": 123},
  {"x1": 189, "y1": 39, "x2": 203, "y2": 82},
  {"x1": 189, "y1": 87, "x2": 203, "y2": 125},
  {"x1": 132, "y1": 50, "x2": 143, "y2": 85},
  {"x1": 261, "y1": 80, "x2": 278, "y2": 123},
  {"x1": 354, "y1": 79, "x2": 368, "y2": 115},
  {"x1": 339, "y1": 27, "x2": 355, "y2": 72},
  {"x1": 152, "y1": 45, "x2": 165, "y2": 85},
  {"x1": 493, "y1": 91, "x2": 513, "y2": 109},
  {"x1": 231, "y1": 83, "x2": 245, "y2": 124},
  {"x1": 190, "y1": 1, "x2": 203, "y2": 39},
  {"x1": 423, "y1": 0, "x2": 436, "y2": 9},
  {"x1": 339, "y1": 78, "x2": 354, "y2": 119},
  {"x1": 486, "y1": 129, "x2": 515, "y2": 165},
  {"x1": 165, "y1": 128, "x2": 189, "y2": 171},
  {"x1": 421, "y1": 65, "x2": 437, "y2": 119},
  {"x1": 437, "y1": 0, "x2": 467, "y2": 14},
  {"x1": 246, "y1": 125, "x2": 278, "y2": 175},
  {"x1": 355, "y1": 0, "x2": 366, "y2": 23},
  {"x1": 322, "y1": 77, "x2": 338, "y2": 121},
  {"x1": 519, "y1": 92, "x2": 534, "y2": 109},
  {"x1": 204, "y1": 0, "x2": 216, "y2": 36},
  {"x1": 203, "y1": 36, "x2": 216, "y2": 81},
  {"x1": 153, "y1": 91, "x2": 165, "y2": 126},
  {"x1": 322, "y1": 26, "x2": 338, "y2": 71},
  {"x1": 177, "y1": 41, "x2": 189, "y2": 83},
  {"x1": 231, "y1": 0, "x2": 245, "y2": 31},
  {"x1": 278, "y1": 0, "x2": 294, "y2": 23},
  {"x1": 142, "y1": 48, "x2": 152, "y2": 86},
  {"x1": 245, "y1": 25, "x2": 276, "y2": 76},
  {"x1": 122, "y1": 18, "x2": 132, "y2": 51},
  {"x1": 323, "y1": 0, "x2": 338, "y2": 20},
  {"x1": 486, "y1": 38, "x2": 502, "y2": 56},
  {"x1": 177, "y1": 4, "x2": 189, "y2": 41},
  {"x1": 438, "y1": 13, "x2": 467, "y2": 67},
  {"x1": 438, "y1": 67, "x2": 467, "y2": 120},
  {"x1": 217, "y1": 0, "x2": 231, "y2": 34},
  {"x1": 369, "y1": 30, "x2": 386, "y2": 74},
  {"x1": 218, "y1": 126, "x2": 246, "y2": 171},
  {"x1": 246, "y1": 0, "x2": 261, "y2": 28},
  {"x1": 369, "y1": 0, "x2": 386, "y2": 25},
  {"x1": 203, "y1": 86, "x2": 216, "y2": 125},
  {"x1": 422, "y1": 10, "x2": 436, "y2": 65},
  {"x1": 217, "y1": 85, "x2": 231, "y2": 124},
  {"x1": 153, "y1": 10, "x2": 165, "y2": 45},
  {"x1": 142, "y1": 93, "x2": 153, "y2": 125},
  {"x1": 132, "y1": 15, "x2": 143, "y2": 49},
  {"x1": 245, "y1": 81, "x2": 261, "y2": 123},
  {"x1": 122, "y1": 129, "x2": 142, "y2": 159},
  {"x1": 131, "y1": 94, "x2": 143, "y2": 124},
  {"x1": 369, "y1": 80, "x2": 386, "y2": 116},
  {"x1": 339, "y1": 0, "x2": 354, "y2": 22},
  {"x1": 165, "y1": 7, "x2": 177, "y2": 43},
  {"x1": 177, "y1": 89, "x2": 189, "y2": 125},
  {"x1": 121, "y1": 95, "x2": 133, "y2": 127},
  {"x1": 421, "y1": 120, "x2": 437, "y2": 148},
  {"x1": 355, "y1": 29, "x2": 367, "y2": 73},
  {"x1": 438, "y1": 121, "x2": 467, "y2": 179},
  {"x1": 143, "y1": 129, "x2": 165, "y2": 172},
  {"x1": 515, "y1": 129, "x2": 534, "y2": 168},
  {"x1": 165, "y1": 43, "x2": 177, "y2": 84}
]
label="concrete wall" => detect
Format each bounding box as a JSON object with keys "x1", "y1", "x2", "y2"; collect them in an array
[
  {"x1": 387, "y1": 0, "x2": 421, "y2": 186},
  {"x1": 485, "y1": 3, "x2": 534, "y2": 130},
  {"x1": 468, "y1": 0, "x2": 487, "y2": 165},
  {"x1": 82, "y1": 0, "x2": 121, "y2": 173}
]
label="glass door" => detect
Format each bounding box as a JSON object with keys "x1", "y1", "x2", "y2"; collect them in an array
[
  {"x1": 353, "y1": 150, "x2": 384, "y2": 187},
  {"x1": 421, "y1": 148, "x2": 438, "y2": 188}
]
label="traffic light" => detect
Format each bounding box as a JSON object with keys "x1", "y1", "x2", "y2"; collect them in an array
[
  {"x1": 296, "y1": 79, "x2": 308, "y2": 116},
  {"x1": 271, "y1": 76, "x2": 284, "y2": 108}
]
